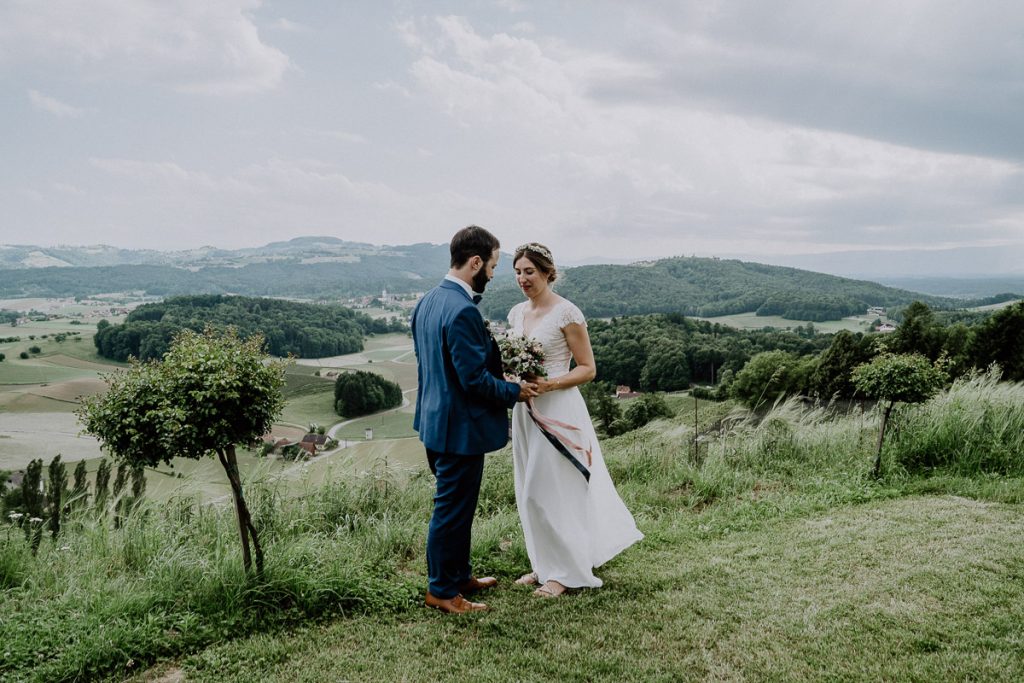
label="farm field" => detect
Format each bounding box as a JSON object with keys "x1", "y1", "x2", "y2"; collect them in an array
[
  {"x1": 333, "y1": 396, "x2": 417, "y2": 441},
  {"x1": 968, "y1": 298, "x2": 1023, "y2": 312},
  {"x1": 695, "y1": 310, "x2": 880, "y2": 333},
  {"x1": 278, "y1": 386, "x2": 340, "y2": 428},
  {"x1": 1, "y1": 312, "x2": 422, "y2": 501}
]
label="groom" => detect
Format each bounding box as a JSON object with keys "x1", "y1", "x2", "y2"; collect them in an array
[{"x1": 412, "y1": 225, "x2": 537, "y2": 614}]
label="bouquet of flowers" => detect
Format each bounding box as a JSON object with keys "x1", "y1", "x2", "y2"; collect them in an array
[{"x1": 498, "y1": 333, "x2": 547, "y2": 379}]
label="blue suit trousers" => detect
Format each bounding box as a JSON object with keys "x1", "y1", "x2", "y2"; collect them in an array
[{"x1": 425, "y1": 448, "x2": 485, "y2": 599}]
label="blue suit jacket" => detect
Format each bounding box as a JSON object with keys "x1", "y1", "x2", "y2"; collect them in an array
[{"x1": 412, "y1": 279, "x2": 521, "y2": 455}]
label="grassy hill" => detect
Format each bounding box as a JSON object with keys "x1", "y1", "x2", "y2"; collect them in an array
[
  {"x1": 480, "y1": 255, "x2": 955, "y2": 322},
  {"x1": 3, "y1": 374, "x2": 1024, "y2": 681}
]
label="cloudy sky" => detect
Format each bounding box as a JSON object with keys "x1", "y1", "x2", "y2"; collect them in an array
[{"x1": 2, "y1": 0, "x2": 1023, "y2": 276}]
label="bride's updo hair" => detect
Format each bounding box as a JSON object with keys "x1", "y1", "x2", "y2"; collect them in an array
[{"x1": 514, "y1": 243, "x2": 558, "y2": 283}]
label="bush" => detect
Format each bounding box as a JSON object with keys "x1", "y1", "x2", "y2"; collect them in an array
[
  {"x1": 729, "y1": 350, "x2": 814, "y2": 408},
  {"x1": 607, "y1": 392, "x2": 675, "y2": 435},
  {"x1": 19, "y1": 351, "x2": 28, "y2": 359}
]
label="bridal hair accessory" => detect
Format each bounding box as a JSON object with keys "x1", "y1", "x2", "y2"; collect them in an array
[{"x1": 515, "y1": 243, "x2": 554, "y2": 262}]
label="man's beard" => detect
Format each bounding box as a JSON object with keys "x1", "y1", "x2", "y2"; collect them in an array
[{"x1": 472, "y1": 268, "x2": 490, "y2": 294}]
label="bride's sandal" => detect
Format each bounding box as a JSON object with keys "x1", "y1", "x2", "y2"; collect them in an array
[
  {"x1": 533, "y1": 580, "x2": 567, "y2": 598},
  {"x1": 515, "y1": 572, "x2": 539, "y2": 586}
]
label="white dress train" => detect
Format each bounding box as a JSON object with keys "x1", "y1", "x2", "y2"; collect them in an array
[{"x1": 508, "y1": 298, "x2": 643, "y2": 588}]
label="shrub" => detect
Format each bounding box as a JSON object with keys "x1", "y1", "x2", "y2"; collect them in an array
[
  {"x1": 852, "y1": 352, "x2": 946, "y2": 476},
  {"x1": 730, "y1": 350, "x2": 814, "y2": 408}
]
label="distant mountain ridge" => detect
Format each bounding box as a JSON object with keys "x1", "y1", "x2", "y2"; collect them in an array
[
  {"x1": 0, "y1": 238, "x2": 975, "y2": 322},
  {"x1": 0, "y1": 236, "x2": 407, "y2": 270},
  {"x1": 0, "y1": 238, "x2": 454, "y2": 299}
]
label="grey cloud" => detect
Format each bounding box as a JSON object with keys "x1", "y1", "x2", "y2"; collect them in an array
[{"x1": 591, "y1": 1, "x2": 1024, "y2": 161}]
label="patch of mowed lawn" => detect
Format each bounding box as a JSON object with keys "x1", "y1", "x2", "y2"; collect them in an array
[{"x1": 166, "y1": 496, "x2": 1024, "y2": 683}]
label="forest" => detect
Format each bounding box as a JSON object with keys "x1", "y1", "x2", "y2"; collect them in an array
[
  {"x1": 588, "y1": 312, "x2": 829, "y2": 392},
  {"x1": 93, "y1": 295, "x2": 407, "y2": 361},
  {"x1": 692, "y1": 300, "x2": 1024, "y2": 407}
]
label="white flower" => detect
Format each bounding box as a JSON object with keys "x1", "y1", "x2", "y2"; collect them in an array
[
  {"x1": 7, "y1": 512, "x2": 23, "y2": 520},
  {"x1": 498, "y1": 333, "x2": 547, "y2": 379},
  {"x1": 29, "y1": 516, "x2": 43, "y2": 524}
]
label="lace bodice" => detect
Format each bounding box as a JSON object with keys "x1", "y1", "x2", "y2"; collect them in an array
[{"x1": 507, "y1": 299, "x2": 587, "y2": 377}]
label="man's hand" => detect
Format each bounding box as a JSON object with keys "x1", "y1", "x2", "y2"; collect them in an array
[{"x1": 517, "y1": 380, "x2": 539, "y2": 401}]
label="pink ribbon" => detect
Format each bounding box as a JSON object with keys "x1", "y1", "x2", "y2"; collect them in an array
[{"x1": 527, "y1": 398, "x2": 593, "y2": 468}]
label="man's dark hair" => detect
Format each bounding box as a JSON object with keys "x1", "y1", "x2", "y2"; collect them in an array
[{"x1": 450, "y1": 225, "x2": 500, "y2": 268}]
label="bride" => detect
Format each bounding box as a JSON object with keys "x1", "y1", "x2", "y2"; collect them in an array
[{"x1": 507, "y1": 243, "x2": 643, "y2": 598}]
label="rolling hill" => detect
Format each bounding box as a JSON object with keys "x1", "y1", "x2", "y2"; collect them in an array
[{"x1": 479, "y1": 255, "x2": 956, "y2": 322}]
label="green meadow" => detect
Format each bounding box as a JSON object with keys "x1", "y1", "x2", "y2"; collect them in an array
[
  {"x1": 694, "y1": 311, "x2": 879, "y2": 333},
  {"x1": 2, "y1": 373, "x2": 1023, "y2": 682}
]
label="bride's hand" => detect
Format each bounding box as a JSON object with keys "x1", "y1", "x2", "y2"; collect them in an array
[{"x1": 533, "y1": 377, "x2": 557, "y2": 394}]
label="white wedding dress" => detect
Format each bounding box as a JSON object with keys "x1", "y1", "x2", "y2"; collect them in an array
[{"x1": 508, "y1": 298, "x2": 643, "y2": 588}]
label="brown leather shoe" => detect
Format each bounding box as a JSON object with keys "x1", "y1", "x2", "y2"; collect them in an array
[
  {"x1": 425, "y1": 591, "x2": 488, "y2": 614},
  {"x1": 459, "y1": 576, "x2": 498, "y2": 596}
]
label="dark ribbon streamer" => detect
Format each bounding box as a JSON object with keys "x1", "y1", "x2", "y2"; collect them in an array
[{"x1": 526, "y1": 401, "x2": 591, "y2": 483}]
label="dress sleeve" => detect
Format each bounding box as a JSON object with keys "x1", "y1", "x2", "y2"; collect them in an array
[
  {"x1": 506, "y1": 303, "x2": 518, "y2": 327},
  {"x1": 557, "y1": 301, "x2": 587, "y2": 329}
]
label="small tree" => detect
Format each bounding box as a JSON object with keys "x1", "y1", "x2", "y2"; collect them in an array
[
  {"x1": 852, "y1": 353, "x2": 946, "y2": 477},
  {"x1": 20, "y1": 459, "x2": 44, "y2": 550},
  {"x1": 78, "y1": 327, "x2": 286, "y2": 574},
  {"x1": 46, "y1": 455, "x2": 68, "y2": 539},
  {"x1": 94, "y1": 458, "x2": 111, "y2": 512},
  {"x1": 112, "y1": 462, "x2": 129, "y2": 498},
  {"x1": 71, "y1": 460, "x2": 89, "y2": 511}
]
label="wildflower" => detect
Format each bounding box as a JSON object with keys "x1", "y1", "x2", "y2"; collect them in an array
[
  {"x1": 29, "y1": 517, "x2": 43, "y2": 524},
  {"x1": 7, "y1": 512, "x2": 23, "y2": 521}
]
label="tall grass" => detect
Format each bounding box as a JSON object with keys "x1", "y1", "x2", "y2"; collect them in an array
[
  {"x1": 887, "y1": 371, "x2": 1024, "y2": 475},
  {"x1": 0, "y1": 466, "x2": 431, "y2": 683}
]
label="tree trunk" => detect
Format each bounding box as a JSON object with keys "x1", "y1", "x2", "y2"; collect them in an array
[
  {"x1": 218, "y1": 445, "x2": 264, "y2": 575},
  {"x1": 872, "y1": 401, "x2": 895, "y2": 478}
]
